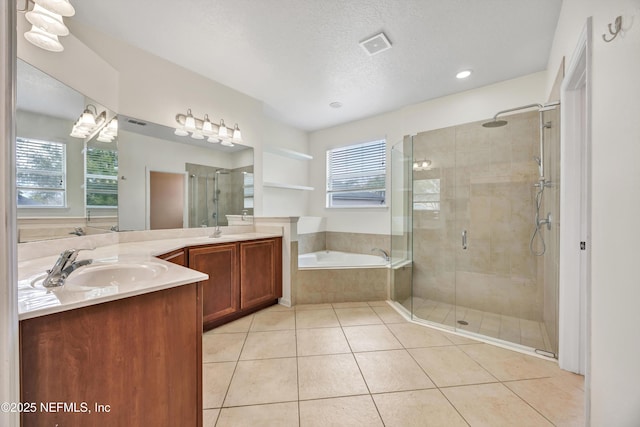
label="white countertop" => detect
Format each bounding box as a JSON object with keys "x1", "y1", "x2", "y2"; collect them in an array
[{"x1": 17, "y1": 232, "x2": 281, "y2": 320}]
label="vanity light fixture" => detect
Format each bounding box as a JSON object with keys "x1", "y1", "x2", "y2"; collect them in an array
[
  {"x1": 97, "y1": 117, "x2": 118, "y2": 143},
  {"x1": 19, "y1": 0, "x2": 75, "y2": 52},
  {"x1": 413, "y1": 159, "x2": 432, "y2": 171},
  {"x1": 70, "y1": 104, "x2": 106, "y2": 139},
  {"x1": 174, "y1": 110, "x2": 243, "y2": 144}
]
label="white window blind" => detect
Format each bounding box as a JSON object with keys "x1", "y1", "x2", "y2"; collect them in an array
[
  {"x1": 326, "y1": 139, "x2": 386, "y2": 207},
  {"x1": 243, "y1": 172, "x2": 254, "y2": 209},
  {"x1": 86, "y1": 147, "x2": 118, "y2": 208},
  {"x1": 16, "y1": 137, "x2": 66, "y2": 207}
]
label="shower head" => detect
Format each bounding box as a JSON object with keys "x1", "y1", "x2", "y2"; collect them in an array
[{"x1": 482, "y1": 119, "x2": 508, "y2": 128}]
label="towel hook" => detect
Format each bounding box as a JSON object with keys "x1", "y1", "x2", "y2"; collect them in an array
[{"x1": 603, "y1": 16, "x2": 622, "y2": 42}]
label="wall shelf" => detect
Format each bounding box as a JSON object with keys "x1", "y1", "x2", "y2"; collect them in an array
[
  {"x1": 264, "y1": 146, "x2": 313, "y2": 161},
  {"x1": 263, "y1": 182, "x2": 314, "y2": 191}
]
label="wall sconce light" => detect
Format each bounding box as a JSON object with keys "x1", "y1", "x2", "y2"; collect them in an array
[
  {"x1": 70, "y1": 104, "x2": 106, "y2": 139},
  {"x1": 174, "y1": 109, "x2": 242, "y2": 146},
  {"x1": 413, "y1": 159, "x2": 432, "y2": 171},
  {"x1": 97, "y1": 117, "x2": 118, "y2": 143},
  {"x1": 19, "y1": 0, "x2": 75, "y2": 52}
]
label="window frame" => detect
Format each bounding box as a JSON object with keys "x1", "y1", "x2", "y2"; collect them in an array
[
  {"x1": 16, "y1": 137, "x2": 67, "y2": 209},
  {"x1": 325, "y1": 139, "x2": 387, "y2": 209}
]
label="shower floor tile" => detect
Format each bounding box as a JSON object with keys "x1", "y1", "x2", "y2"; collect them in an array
[{"x1": 404, "y1": 297, "x2": 555, "y2": 353}]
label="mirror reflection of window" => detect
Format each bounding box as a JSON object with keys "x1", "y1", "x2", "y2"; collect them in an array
[
  {"x1": 413, "y1": 178, "x2": 440, "y2": 212},
  {"x1": 16, "y1": 137, "x2": 66, "y2": 207},
  {"x1": 243, "y1": 172, "x2": 254, "y2": 209},
  {"x1": 86, "y1": 146, "x2": 118, "y2": 208}
]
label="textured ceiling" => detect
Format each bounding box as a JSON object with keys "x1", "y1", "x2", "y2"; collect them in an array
[{"x1": 70, "y1": 0, "x2": 562, "y2": 131}]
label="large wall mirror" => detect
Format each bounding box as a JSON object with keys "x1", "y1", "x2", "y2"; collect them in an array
[{"x1": 16, "y1": 59, "x2": 254, "y2": 242}]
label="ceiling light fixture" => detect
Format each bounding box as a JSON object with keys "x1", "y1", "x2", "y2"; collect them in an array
[
  {"x1": 70, "y1": 104, "x2": 106, "y2": 139},
  {"x1": 19, "y1": 0, "x2": 75, "y2": 52},
  {"x1": 456, "y1": 70, "x2": 472, "y2": 79},
  {"x1": 174, "y1": 110, "x2": 242, "y2": 145}
]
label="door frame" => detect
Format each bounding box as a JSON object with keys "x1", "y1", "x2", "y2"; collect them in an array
[{"x1": 559, "y1": 17, "x2": 592, "y2": 383}]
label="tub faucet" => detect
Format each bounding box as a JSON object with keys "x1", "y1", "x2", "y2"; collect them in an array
[
  {"x1": 42, "y1": 248, "x2": 94, "y2": 288},
  {"x1": 371, "y1": 248, "x2": 390, "y2": 262}
]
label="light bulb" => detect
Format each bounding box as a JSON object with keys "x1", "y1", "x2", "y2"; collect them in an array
[
  {"x1": 218, "y1": 119, "x2": 228, "y2": 139},
  {"x1": 207, "y1": 136, "x2": 220, "y2": 143},
  {"x1": 232, "y1": 123, "x2": 242, "y2": 141},
  {"x1": 184, "y1": 109, "x2": 196, "y2": 131},
  {"x1": 190, "y1": 131, "x2": 204, "y2": 140},
  {"x1": 26, "y1": 4, "x2": 69, "y2": 36},
  {"x1": 24, "y1": 25, "x2": 63, "y2": 52},
  {"x1": 174, "y1": 128, "x2": 189, "y2": 136},
  {"x1": 221, "y1": 140, "x2": 234, "y2": 147}
]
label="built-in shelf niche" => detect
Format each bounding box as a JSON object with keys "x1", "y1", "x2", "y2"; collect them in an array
[{"x1": 263, "y1": 145, "x2": 314, "y2": 191}]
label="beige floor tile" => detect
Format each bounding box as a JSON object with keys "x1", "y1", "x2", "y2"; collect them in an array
[
  {"x1": 203, "y1": 408, "x2": 220, "y2": 427},
  {"x1": 216, "y1": 402, "x2": 299, "y2": 427},
  {"x1": 224, "y1": 358, "x2": 298, "y2": 406},
  {"x1": 371, "y1": 305, "x2": 407, "y2": 324},
  {"x1": 442, "y1": 383, "x2": 553, "y2": 426},
  {"x1": 335, "y1": 307, "x2": 384, "y2": 326},
  {"x1": 296, "y1": 327, "x2": 351, "y2": 356},
  {"x1": 202, "y1": 362, "x2": 236, "y2": 409},
  {"x1": 505, "y1": 377, "x2": 585, "y2": 426},
  {"x1": 367, "y1": 300, "x2": 390, "y2": 307},
  {"x1": 460, "y1": 343, "x2": 562, "y2": 381},
  {"x1": 250, "y1": 310, "x2": 296, "y2": 331},
  {"x1": 355, "y1": 349, "x2": 435, "y2": 393},
  {"x1": 373, "y1": 389, "x2": 468, "y2": 427},
  {"x1": 387, "y1": 322, "x2": 454, "y2": 348},
  {"x1": 409, "y1": 346, "x2": 496, "y2": 387},
  {"x1": 299, "y1": 395, "x2": 383, "y2": 427},
  {"x1": 262, "y1": 303, "x2": 294, "y2": 312},
  {"x1": 295, "y1": 303, "x2": 334, "y2": 311},
  {"x1": 298, "y1": 353, "x2": 368, "y2": 400},
  {"x1": 240, "y1": 330, "x2": 297, "y2": 360},
  {"x1": 202, "y1": 332, "x2": 246, "y2": 362},
  {"x1": 332, "y1": 301, "x2": 371, "y2": 308},
  {"x1": 210, "y1": 314, "x2": 254, "y2": 333},
  {"x1": 296, "y1": 308, "x2": 340, "y2": 329},
  {"x1": 343, "y1": 324, "x2": 403, "y2": 352}
]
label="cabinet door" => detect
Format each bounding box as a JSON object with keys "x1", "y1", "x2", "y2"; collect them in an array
[
  {"x1": 189, "y1": 244, "x2": 239, "y2": 326},
  {"x1": 240, "y1": 238, "x2": 282, "y2": 309}
]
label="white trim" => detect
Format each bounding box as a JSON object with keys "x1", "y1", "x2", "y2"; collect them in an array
[
  {"x1": 559, "y1": 16, "x2": 591, "y2": 388},
  {"x1": 1, "y1": 1, "x2": 20, "y2": 425}
]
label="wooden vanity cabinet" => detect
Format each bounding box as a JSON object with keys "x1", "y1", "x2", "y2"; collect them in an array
[
  {"x1": 188, "y1": 237, "x2": 282, "y2": 330},
  {"x1": 188, "y1": 243, "x2": 239, "y2": 328},
  {"x1": 20, "y1": 282, "x2": 203, "y2": 427}
]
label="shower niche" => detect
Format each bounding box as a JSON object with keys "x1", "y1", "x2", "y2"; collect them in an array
[{"x1": 391, "y1": 106, "x2": 560, "y2": 356}]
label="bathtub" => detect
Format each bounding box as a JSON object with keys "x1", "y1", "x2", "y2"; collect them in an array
[
  {"x1": 295, "y1": 250, "x2": 389, "y2": 304},
  {"x1": 298, "y1": 250, "x2": 388, "y2": 269}
]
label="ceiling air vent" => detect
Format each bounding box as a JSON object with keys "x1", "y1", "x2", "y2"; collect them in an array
[
  {"x1": 359, "y1": 32, "x2": 392, "y2": 56},
  {"x1": 127, "y1": 119, "x2": 147, "y2": 126}
]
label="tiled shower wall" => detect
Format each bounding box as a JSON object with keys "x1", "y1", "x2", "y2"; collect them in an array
[{"x1": 413, "y1": 111, "x2": 544, "y2": 321}]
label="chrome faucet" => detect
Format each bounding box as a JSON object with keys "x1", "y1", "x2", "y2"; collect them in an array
[
  {"x1": 371, "y1": 248, "x2": 390, "y2": 262},
  {"x1": 42, "y1": 248, "x2": 94, "y2": 288}
]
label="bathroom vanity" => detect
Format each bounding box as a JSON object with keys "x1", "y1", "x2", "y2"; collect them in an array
[{"x1": 17, "y1": 231, "x2": 283, "y2": 427}]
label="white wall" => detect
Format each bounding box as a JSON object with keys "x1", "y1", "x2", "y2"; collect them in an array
[
  {"x1": 262, "y1": 114, "x2": 311, "y2": 217},
  {"x1": 548, "y1": 1, "x2": 640, "y2": 425},
  {"x1": 308, "y1": 72, "x2": 547, "y2": 234}
]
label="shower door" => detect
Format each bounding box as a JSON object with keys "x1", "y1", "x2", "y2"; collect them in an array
[{"x1": 407, "y1": 111, "x2": 556, "y2": 353}]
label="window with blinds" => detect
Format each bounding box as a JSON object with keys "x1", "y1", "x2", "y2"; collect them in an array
[
  {"x1": 16, "y1": 137, "x2": 66, "y2": 207},
  {"x1": 326, "y1": 139, "x2": 386, "y2": 208},
  {"x1": 243, "y1": 172, "x2": 254, "y2": 209},
  {"x1": 86, "y1": 147, "x2": 118, "y2": 208}
]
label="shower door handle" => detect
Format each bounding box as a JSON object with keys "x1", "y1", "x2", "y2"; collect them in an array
[{"x1": 462, "y1": 230, "x2": 468, "y2": 250}]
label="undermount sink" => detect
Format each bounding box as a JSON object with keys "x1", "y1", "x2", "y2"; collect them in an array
[{"x1": 31, "y1": 261, "x2": 169, "y2": 291}]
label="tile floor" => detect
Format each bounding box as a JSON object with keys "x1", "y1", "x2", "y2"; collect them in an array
[
  {"x1": 203, "y1": 301, "x2": 584, "y2": 426},
  {"x1": 405, "y1": 297, "x2": 554, "y2": 353}
]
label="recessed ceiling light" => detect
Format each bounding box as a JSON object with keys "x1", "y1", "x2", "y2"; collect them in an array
[
  {"x1": 456, "y1": 70, "x2": 472, "y2": 79},
  {"x1": 329, "y1": 102, "x2": 343, "y2": 109}
]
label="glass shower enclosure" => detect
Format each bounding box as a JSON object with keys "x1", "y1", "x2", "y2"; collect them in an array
[{"x1": 390, "y1": 108, "x2": 560, "y2": 356}]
